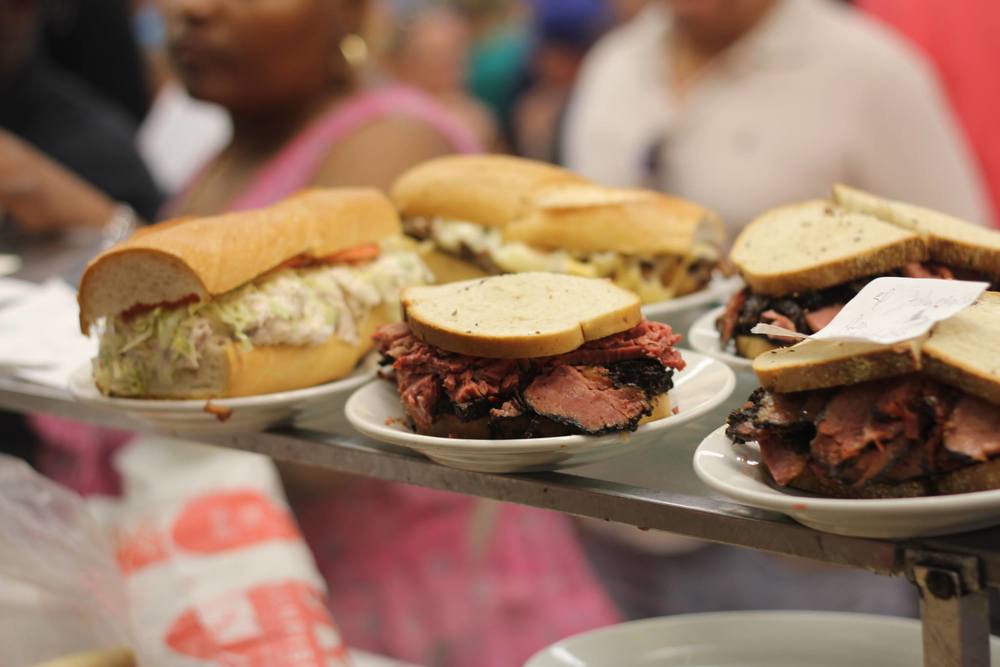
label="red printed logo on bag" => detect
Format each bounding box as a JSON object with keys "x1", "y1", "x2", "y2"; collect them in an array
[
  {"x1": 171, "y1": 490, "x2": 298, "y2": 554},
  {"x1": 165, "y1": 581, "x2": 347, "y2": 666},
  {"x1": 116, "y1": 521, "x2": 169, "y2": 574}
]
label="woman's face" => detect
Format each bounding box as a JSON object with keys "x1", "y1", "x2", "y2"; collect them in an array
[{"x1": 161, "y1": 0, "x2": 360, "y2": 114}]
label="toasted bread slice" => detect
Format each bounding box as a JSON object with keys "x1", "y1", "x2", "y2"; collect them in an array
[
  {"x1": 390, "y1": 155, "x2": 587, "y2": 228},
  {"x1": 730, "y1": 200, "x2": 927, "y2": 296},
  {"x1": 735, "y1": 335, "x2": 778, "y2": 360},
  {"x1": 504, "y1": 184, "x2": 725, "y2": 256},
  {"x1": 833, "y1": 184, "x2": 1000, "y2": 280},
  {"x1": 79, "y1": 188, "x2": 399, "y2": 333},
  {"x1": 752, "y1": 338, "x2": 923, "y2": 393},
  {"x1": 784, "y1": 457, "x2": 1000, "y2": 498},
  {"x1": 401, "y1": 272, "x2": 641, "y2": 358},
  {"x1": 923, "y1": 291, "x2": 1000, "y2": 406}
]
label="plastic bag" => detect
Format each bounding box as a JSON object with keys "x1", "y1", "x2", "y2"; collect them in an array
[
  {"x1": 0, "y1": 455, "x2": 137, "y2": 666},
  {"x1": 0, "y1": 436, "x2": 350, "y2": 667},
  {"x1": 112, "y1": 436, "x2": 349, "y2": 667}
]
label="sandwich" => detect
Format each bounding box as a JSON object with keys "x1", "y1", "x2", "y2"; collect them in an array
[
  {"x1": 391, "y1": 155, "x2": 725, "y2": 303},
  {"x1": 373, "y1": 273, "x2": 685, "y2": 438},
  {"x1": 717, "y1": 186, "x2": 1000, "y2": 359},
  {"x1": 727, "y1": 291, "x2": 1000, "y2": 498},
  {"x1": 79, "y1": 188, "x2": 430, "y2": 398}
]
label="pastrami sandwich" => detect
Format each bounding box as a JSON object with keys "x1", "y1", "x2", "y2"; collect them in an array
[
  {"x1": 373, "y1": 273, "x2": 685, "y2": 438},
  {"x1": 79, "y1": 188, "x2": 430, "y2": 398},
  {"x1": 727, "y1": 292, "x2": 1000, "y2": 498},
  {"x1": 391, "y1": 155, "x2": 725, "y2": 303},
  {"x1": 717, "y1": 186, "x2": 1000, "y2": 359}
]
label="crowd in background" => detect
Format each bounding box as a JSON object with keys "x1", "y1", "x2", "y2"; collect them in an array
[{"x1": 2, "y1": 1, "x2": 1000, "y2": 665}]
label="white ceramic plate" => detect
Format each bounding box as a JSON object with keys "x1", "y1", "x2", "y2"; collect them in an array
[
  {"x1": 345, "y1": 350, "x2": 735, "y2": 473},
  {"x1": 687, "y1": 305, "x2": 753, "y2": 371},
  {"x1": 525, "y1": 610, "x2": 1000, "y2": 667},
  {"x1": 68, "y1": 357, "x2": 377, "y2": 435},
  {"x1": 641, "y1": 275, "x2": 743, "y2": 332},
  {"x1": 694, "y1": 425, "x2": 1000, "y2": 538}
]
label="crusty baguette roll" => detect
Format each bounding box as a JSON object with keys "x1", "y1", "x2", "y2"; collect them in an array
[
  {"x1": 415, "y1": 245, "x2": 490, "y2": 284},
  {"x1": 401, "y1": 273, "x2": 641, "y2": 359},
  {"x1": 390, "y1": 154, "x2": 587, "y2": 228},
  {"x1": 752, "y1": 338, "x2": 923, "y2": 393},
  {"x1": 833, "y1": 184, "x2": 1000, "y2": 280},
  {"x1": 79, "y1": 188, "x2": 400, "y2": 333},
  {"x1": 730, "y1": 200, "x2": 927, "y2": 296},
  {"x1": 923, "y1": 291, "x2": 1000, "y2": 406},
  {"x1": 504, "y1": 184, "x2": 725, "y2": 256}
]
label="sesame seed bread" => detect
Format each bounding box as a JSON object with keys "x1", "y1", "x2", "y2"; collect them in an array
[{"x1": 401, "y1": 272, "x2": 642, "y2": 358}]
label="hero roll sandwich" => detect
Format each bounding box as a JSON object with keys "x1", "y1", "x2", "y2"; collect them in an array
[
  {"x1": 727, "y1": 292, "x2": 1000, "y2": 498},
  {"x1": 717, "y1": 185, "x2": 1000, "y2": 359},
  {"x1": 391, "y1": 155, "x2": 726, "y2": 303},
  {"x1": 373, "y1": 273, "x2": 686, "y2": 438},
  {"x1": 79, "y1": 188, "x2": 430, "y2": 398}
]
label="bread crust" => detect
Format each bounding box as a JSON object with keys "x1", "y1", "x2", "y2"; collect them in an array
[
  {"x1": 834, "y1": 184, "x2": 1000, "y2": 280},
  {"x1": 922, "y1": 292, "x2": 1000, "y2": 406},
  {"x1": 401, "y1": 273, "x2": 642, "y2": 359},
  {"x1": 504, "y1": 185, "x2": 724, "y2": 256},
  {"x1": 783, "y1": 456, "x2": 1000, "y2": 498},
  {"x1": 731, "y1": 200, "x2": 927, "y2": 296},
  {"x1": 391, "y1": 155, "x2": 586, "y2": 228},
  {"x1": 752, "y1": 339, "x2": 922, "y2": 393},
  {"x1": 79, "y1": 188, "x2": 400, "y2": 332}
]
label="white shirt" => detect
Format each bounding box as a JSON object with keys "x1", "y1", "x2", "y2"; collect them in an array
[
  {"x1": 563, "y1": 0, "x2": 992, "y2": 235},
  {"x1": 137, "y1": 82, "x2": 231, "y2": 195}
]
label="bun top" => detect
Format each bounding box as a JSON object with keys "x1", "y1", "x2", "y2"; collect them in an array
[
  {"x1": 730, "y1": 200, "x2": 927, "y2": 296},
  {"x1": 390, "y1": 155, "x2": 587, "y2": 228},
  {"x1": 504, "y1": 184, "x2": 724, "y2": 255},
  {"x1": 923, "y1": 291, "x2": 1000, "y2": 405},
  {"x1": 79, "y1": 188, "x2": 400, "y2": 332},
  {"x1": 401, "y1": 272, "x2": 642, "y2": 358}
]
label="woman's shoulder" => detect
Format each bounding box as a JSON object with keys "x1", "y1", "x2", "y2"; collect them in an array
[{"x1": 309, "y1": 100, "x2": 463, "y2": 192}]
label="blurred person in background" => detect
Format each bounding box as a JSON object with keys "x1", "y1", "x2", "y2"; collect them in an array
[
  {"x1": 560, "y1": 0, "x2": 991, "y2": 621},
  {"x1": 0, "y1": 0, "x2": 161, "y2": 233},
  {"x1": 380, "y1": 1, "x2": 498, "y2": 149},
  {"x1": 509, "y1": 0, "x2": 610, "y2": 162},
  {"x1": 458, "y1": 0, "x2": 533, "y2": 142},
  {"x1": 42, "y1": 0, "x2": 152, "y2": 124},
  {"x1": 858, "y1": 0, "x2": 1000, "y2": 226},
  {"x1": 563, "y1": 0, "x2": 991, "y2": 237},
  {"x1": 140, "y1": 0, "x2": 620, "y2": 664},
  {"x1": 129, "y1": 0, "x2": 232, "y2": 195}
]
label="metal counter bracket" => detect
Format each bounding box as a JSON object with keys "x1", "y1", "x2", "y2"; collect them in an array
[{"x1": 906, "y1": 549, "x2": 990, "y2": 667}]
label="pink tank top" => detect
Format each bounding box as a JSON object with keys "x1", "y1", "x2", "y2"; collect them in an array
[{"x1": 169, "y1": 84, "x2": 481, "y2": 215}]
